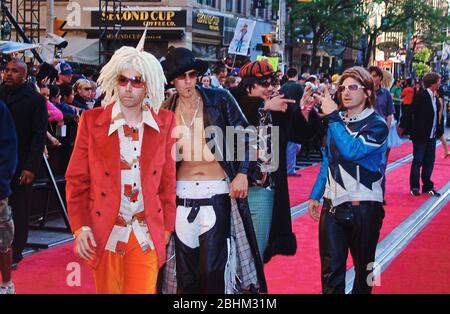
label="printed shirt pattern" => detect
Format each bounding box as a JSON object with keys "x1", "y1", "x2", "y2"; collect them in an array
[
  {"x1": 254, "y1": 105, "x2": 273, "y2": 187},
  {"x1": 104, "y1": 101, "x2": 160, "y2": 255}
]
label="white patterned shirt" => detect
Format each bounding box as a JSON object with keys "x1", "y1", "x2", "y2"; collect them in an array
[{"x1": 104, "y1": 101, "x2": 160, "y2": 254}]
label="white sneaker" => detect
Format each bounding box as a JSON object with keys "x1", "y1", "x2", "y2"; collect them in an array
[{"x1": 0, "y1": 282, "x2": 15, "y2": 294}]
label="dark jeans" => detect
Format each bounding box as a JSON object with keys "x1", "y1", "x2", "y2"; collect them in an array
[
  {"x1": 175, "y1": 193, "x2": 231, "y2": 293},
  {"x1": 9, "y1": 178, "x2": 32, "y2": 263},
  {"x1": 319, "y1": 199, "x2": 384, "y2": 294},
  {"x1": 286, "y1": 142, "x2": 300, "y2": 175},
  {"x1": 409, "y1": 138, "x2": 436, "y2": 192}
]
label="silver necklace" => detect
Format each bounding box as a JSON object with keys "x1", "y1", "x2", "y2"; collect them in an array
[{"x1": 179, "y1": 96, "x2": 200, "y2": 130}]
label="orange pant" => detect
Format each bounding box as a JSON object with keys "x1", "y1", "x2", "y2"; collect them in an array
[{"x1": 92, "y1": 231, "x2": 159, "y2": 294}]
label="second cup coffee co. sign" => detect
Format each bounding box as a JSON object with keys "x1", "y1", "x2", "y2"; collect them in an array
[{"x1": 91, "y1": 10, "x2": 187, "y2": 28}]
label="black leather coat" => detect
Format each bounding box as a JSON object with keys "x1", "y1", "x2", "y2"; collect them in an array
[
  {"x1": 230, "y1": 87, "x2": 320, "y2": 263},
  {"x1": 163, "y1": 86, "x2": 267, "y2": 292}
]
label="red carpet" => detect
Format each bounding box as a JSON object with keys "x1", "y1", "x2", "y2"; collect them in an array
[
  {"x1": 287, "y1": 165, "x2": 320, "y2": 206},
  {"x1": 13, "y1": 244, "x2": 95, "y2": 294},
  {"x1": 387, "y1": 141, "x2": 413, "y2": 162},
  {"x1": 264, "y1": 145, "x2": 450, "y2": 293},
  {"x1": 373, "y1": 202, "x2": 450, "y2": 294},
  {"x1": 11, "y1": 141, "x2": 449, "y2": 293}
]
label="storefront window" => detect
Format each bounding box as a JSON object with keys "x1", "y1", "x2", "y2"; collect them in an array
[
  {"x1": 192, "y1": 43, "x2": 219, "y2": 61},
  {"x1": 223, "y1": 17, "x2": 238, "y2": 46}
]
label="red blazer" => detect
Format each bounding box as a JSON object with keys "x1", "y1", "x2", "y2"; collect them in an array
[{"x1": 65, "y1": 104, "x2": 176, "y2": 269}]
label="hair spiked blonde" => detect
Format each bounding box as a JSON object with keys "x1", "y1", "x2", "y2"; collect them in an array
[{"x1": 97, "y1": 46, "x2": 166, "y2": 113}]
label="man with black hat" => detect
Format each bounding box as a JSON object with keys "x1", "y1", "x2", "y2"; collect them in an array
[{"x1": 161, "y1": 48, "x2": 266, "y2": 294}]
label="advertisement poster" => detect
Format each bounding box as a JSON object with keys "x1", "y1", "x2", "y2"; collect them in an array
[{"x1": 228, "y1": 18, "x2": 256, "y2": 56}]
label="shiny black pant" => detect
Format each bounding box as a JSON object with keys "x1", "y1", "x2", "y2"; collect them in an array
[
  {"x1": 319, "y1": 199, "x2": 384, "y2": 294},
  {"x1": 175, "y1": 194, "x2": 231, "y2": 294}
]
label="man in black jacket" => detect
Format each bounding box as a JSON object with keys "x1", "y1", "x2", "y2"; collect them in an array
[
  {"x1": 409, "y1": 72, "x2": 441, "y2": 197},
  {"x1": 230, "y1": 61, "x2": 320, "y2": 264},
  {"x1": 161, "y1": 48, "x2": 266, "y2": 293},
  {"x1": 0, "y1": 59, "x2": 48, "y2": 268},
  {"x1": 280, "y1": 68, "x2": 305, "y2": 177}
]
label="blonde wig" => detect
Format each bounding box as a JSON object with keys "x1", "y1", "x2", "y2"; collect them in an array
[{"x1": 97, "y1": 46, "x2": 166, "y2": 113}]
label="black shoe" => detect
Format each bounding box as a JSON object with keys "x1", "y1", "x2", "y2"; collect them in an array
[
  {"x1": 410, "y1": 189, "x2": 420, "y2": 196},
  {"x1": 424, "y1": 189, "x2": 441, "y2": 197}
]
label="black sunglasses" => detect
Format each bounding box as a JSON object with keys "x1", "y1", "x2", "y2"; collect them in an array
[
  {"x1": 176, "y1": 71, "x2": 198, "y2": 80},
  {"x1": 259, "y1": 80, "x2": 277, "y2": 88}
]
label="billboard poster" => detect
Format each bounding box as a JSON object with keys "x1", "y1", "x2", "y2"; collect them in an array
[{"x1": 228, "y1": 18, "x2": 256, "y2": 56}]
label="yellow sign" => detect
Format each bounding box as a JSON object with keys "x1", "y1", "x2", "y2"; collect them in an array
[
  {"x1": 195, "y1": 13, "x2": 220, "y2": 31},
  {"x1": 257, "y1": 55, "x2": 279, "y2": 71},
  {"x1": 92, "y1": 10, "x2": 187, "y2": 28}
]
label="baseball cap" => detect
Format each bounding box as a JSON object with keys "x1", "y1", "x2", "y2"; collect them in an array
[{"x1": 56, "y1": 62, "x2": 74, "y2": 75}]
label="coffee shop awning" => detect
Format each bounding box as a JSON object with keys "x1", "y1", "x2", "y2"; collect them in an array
[{"x1": 62, "y1": 38, "x2": 99, "y2": 65}]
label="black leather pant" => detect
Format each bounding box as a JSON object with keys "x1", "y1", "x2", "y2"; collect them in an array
[
  {"x1": 175, "y1": 193, "x2": 231, "y2": 294},
  {"x1": 319, "y1": 199, "x2": 384, "y2": 294}
]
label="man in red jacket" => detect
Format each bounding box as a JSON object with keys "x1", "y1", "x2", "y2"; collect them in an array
[{"x1": 65, "y1": 39, "x2": 176, "y2": 294}]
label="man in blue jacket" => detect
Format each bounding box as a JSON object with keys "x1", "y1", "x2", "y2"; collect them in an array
[
  {"x1": 308, "y1": 67, "x2": 388, "y2": 294},
  {"x1": 0, "y1": 100, "x2": 18, "y2": 294}
]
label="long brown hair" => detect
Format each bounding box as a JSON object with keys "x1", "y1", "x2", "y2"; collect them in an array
[{"x1": 338, "y1": 66, "x2": 375, "y2": 109}]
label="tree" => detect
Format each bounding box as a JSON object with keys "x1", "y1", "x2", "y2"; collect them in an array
[
  {"x1": 359, "y1": 0, "x2": 450, "y2": 68},
  {"x1": 288, "y1": 0, "x2": 366, "y2": 73},
  {"x1": 412, "y1": 63, "x2": 430, "y2": 77},
  {"x1": 412, "y1": 47, "x2": 431, "y2": 77}
]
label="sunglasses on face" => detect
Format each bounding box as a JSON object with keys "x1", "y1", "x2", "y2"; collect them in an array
[
  {"x1": 259, "y1": 80, "x2": 277, "y2": 88},
  {"x1": 83, "y1": 87, "x2": 92, "y2": 91},
  {"x1": 117, "y1": 75, "x2": 146, "y2": 88},
  {"x1": 176, "y1": 71, "x2": 198, "y2": 81},
  {"x1": 337, "y1": 84, "x2": 365, "y2": 93}
]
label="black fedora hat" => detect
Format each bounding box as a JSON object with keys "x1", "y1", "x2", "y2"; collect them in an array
[{"x1": 162, "y1": 47, "x2": 208, "y2": 83}]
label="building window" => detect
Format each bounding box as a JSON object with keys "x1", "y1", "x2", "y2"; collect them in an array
[
  {"x1": 226, "y1": 0, "x2": 233, "y2": 12},
  {"x1": 258, "y1": 8, "x2": 265, "y2": 19},
  {"x1": 251, "y1": 3, "x2": 256, "y2": 16},
  {"x1": 236, "y1": 0, "x2": 242, "y2": 13},
  {"x1": 198, "y1": 0, "x2": 216, "y2": 7}
]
